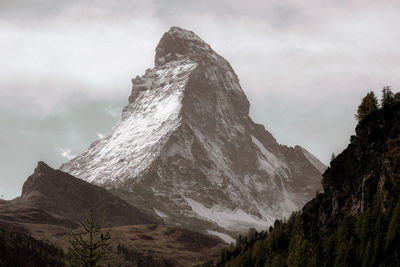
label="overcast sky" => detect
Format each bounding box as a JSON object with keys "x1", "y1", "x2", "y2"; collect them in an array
[{"x1": 1, "y1": 0, "x2": 400, "y2": 199}]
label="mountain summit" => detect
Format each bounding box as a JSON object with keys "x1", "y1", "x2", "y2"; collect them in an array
[
  {"x1": 155, "y1": 26, "x2": 220, "y2": 66},
  {"x1": 60, "y1": 27, "x2": 325, "y2": 236}
]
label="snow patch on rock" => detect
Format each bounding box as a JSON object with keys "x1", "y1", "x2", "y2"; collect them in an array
[
  {"x1": 60, "y1": 60, "x2": 198, "y2": 185},
  {"x1": 154, "y1": 208, "x2": 168, "y2": 219},
  {"x1": 251, "y1": 135, "x2": 289, "y2": 178},
  {"x1": 207, "y1": 230, "x2": 235, "y2": 244},
  {"x1": 184, "y1": 196, "x2": 269, "y2": 232}
]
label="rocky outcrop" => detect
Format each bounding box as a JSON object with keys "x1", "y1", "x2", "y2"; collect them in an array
[
  {"x1": 61, "y1": 26, "x2": 325, "y2": 235},
  {"x1": 302, "y1": 102, "x2": 400, "y2": 241},
  {"x1": 6, "y1": 162, "x2": 157, "y2": 228}
]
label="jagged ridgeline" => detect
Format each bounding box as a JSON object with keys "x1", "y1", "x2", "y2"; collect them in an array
[
  {"x1": 217, "y1": 102, "x2": 400, "y2": 267},
  {"x1": 60, "y1": 27, "x2": 325, "y2": 237}
]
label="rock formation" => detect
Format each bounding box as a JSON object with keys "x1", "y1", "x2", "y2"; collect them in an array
[
  {"x1": 61, "y1": 27, "x2": 325, "y2": 236},
  {"x1": 5, "y1": 162, "x2": 156, "y2": 227}
]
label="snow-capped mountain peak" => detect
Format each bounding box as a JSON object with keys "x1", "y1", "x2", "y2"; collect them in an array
[{"x1": 61, "y1": 27, "x2": 325, "y2": 237}]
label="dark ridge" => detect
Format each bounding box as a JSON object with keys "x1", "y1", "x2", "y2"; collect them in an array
[
  {"x1": 217, "y1": 102, "x2": 400, "y2": 266},
  {"x1": 302, "y1": 102, "x2": 400, "y2": 241},
  {"x1": 11, "y1": 162, "x2": 158, "y2": 227}
]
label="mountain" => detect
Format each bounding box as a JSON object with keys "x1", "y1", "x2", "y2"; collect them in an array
[
  {"x1": 1, "y1": 161, "x2": 157, "y2": 228},
  {"x1": 0, "y1": 163, "x2": 227, "y2": 266},
  {"x1": 60, "y1": 26, "x2": 325, "y2": 235},
  {"x1": 302, "y1": 102, "x2": 400, "y2": 242},
  {"x1": 217, "y1": 102, "x2": 400, "y2": 266}
]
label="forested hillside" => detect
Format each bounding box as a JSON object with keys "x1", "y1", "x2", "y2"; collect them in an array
[
  {"x1": 0, "y1": 221, "x2": 64, "y2": 267},
  {"x1": 217, "y1": 94, "x2": 400, "y2": 267}
]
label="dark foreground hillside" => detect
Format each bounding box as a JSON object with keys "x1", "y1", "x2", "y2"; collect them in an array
[
  {"x1": 0, "y1": 163, "x2": 226, "y2": 266},
  {"x1": 217, "y1": 102, "x2": 400, "y2": 267},
  {"x1": 0, "y1": 221, "x2": 64, "y2": 267}
]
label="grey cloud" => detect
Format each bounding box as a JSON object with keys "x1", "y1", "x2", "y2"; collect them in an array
[
  {"x1": 152, "y1": 0, "x2": 305, "y2": 30},
  {"x1": 1, "y1": 0, "x2": 400, "y2": 199}
]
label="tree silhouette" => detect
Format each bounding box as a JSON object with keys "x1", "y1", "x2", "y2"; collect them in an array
[
  {"x1": 381, "y1": 86, "x2": 395, "y2": 108},
  {"x1": 65, "y1": 203, "x2": 111, "y2": 267},
  {"x1": 394, "y1": 92, "x2": 400, "y2": 104},
  {"x1": 356, "y1": 91, "x2": 378, "y2": 121}
]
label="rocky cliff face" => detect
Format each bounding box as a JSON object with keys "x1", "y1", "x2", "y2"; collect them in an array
[
  {"x1": 60, "y1": 27, "x2": 325, "y2": 235},
  {"x1": 302, "y1": 102, "x2": 400, "y2": 241},
  {"x1": 216, "y1": 102, "x2": 400, "y2": 267}
]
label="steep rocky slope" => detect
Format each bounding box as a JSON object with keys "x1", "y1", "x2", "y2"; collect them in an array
[
  {"x1": 217, "y1": 103, "x2": 400, "y2": 266},
  {"x1": 302, "y1": 101, "x2": 400, "y2": 241},
  {"x1": 61, "y1": 26, "x2": 325, "y2": 235},
  {"x1": 2, "y1": 162, "x2": 157, "y2": 228}
]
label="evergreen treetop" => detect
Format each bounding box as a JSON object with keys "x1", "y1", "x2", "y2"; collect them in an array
[
  {"x1": 381, "y1": 86, "x2": 395, "y2": 108},
  {"x1": 356, "y1": 91, "x2": 378, "y2": 122}
]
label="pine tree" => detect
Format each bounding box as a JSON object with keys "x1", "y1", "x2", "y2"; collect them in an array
[
  {"x1": 385, "y1": 198, "x2": 400, "y2": 251},
  {"x1": 247, "y1": 228, "x2": 258, "y2": 243},
  {"x1": 65, "y1": 203, "x2": 111, "y2": 267},
  {"x1": 394, "y1": 92, "x2": 400, "y2": 104},
  {"x1": 334, "y1": 217, "x2": 356, "y2": 266},
  {"x1": 381, "y1": 86, "x2": 394, "y2": 108},
  {"x1": 356, "y1": 91, "x2": 378, "y2": 121}
]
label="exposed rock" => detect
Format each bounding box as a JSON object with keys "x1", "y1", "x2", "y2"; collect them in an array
[
  {"x1": 302, "y1": 102, "x2": 400, "y2": 241},
  {"x1": 6, "y1": 162, "x2": 157, "y2": 228},
  {"x1": 215, "y1": 102, "x2": 400, "y2": 267},
  {"x1": 60, "y1": 26, "x2": 325, "y2": 235}
]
